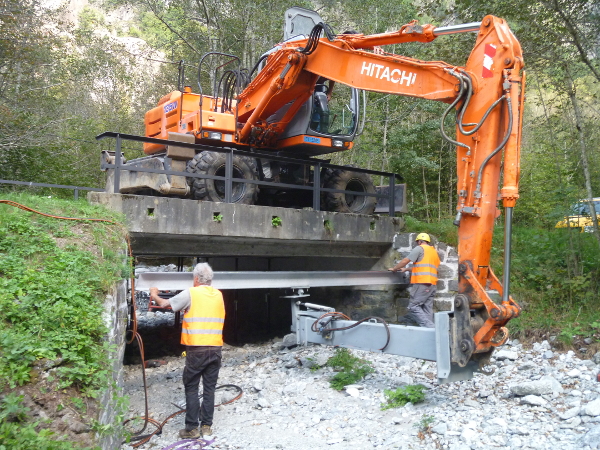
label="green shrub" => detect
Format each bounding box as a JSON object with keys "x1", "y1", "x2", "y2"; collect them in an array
[
  {"x1": 380, "y1": 384, "x2": 427, "y2": 410},
  {"x1": 327, "y1": 348, "x2": 374, "y2": 390}
]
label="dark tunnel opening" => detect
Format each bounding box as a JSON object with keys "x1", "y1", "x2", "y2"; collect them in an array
[
  {"x1": 124, "y1": 288, "x2": 294, "y2": 364},
  {"x1": 124, "y1": 255, "x2": 404, "y2": 364}
]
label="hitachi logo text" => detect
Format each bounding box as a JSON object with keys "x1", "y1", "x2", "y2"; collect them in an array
[{"x1": 361, "y1": 62, "x2": 417, "y2": 87}]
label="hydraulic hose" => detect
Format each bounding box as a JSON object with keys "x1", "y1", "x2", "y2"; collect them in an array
[
  {"x1": 311, "y1": 312, "x2": 391, "y2": 351},
  {"x1": 474, "y1": 96, "x2": 512, "y2": 195}
]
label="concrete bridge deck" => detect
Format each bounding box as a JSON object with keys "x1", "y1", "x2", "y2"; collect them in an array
[{"x1": 88, "y1": 193, "x2": 403, "y2": 258}]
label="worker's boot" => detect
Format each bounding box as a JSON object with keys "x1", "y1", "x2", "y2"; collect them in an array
[
  {"x1": 201, "y1": 425, "x2": 213, "y2": 437},
  {"x1": 179, "y1": 427, "x2": 201, "y2": 439}
]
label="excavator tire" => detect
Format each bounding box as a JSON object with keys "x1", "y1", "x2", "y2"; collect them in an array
[
  {"x1": 321, "y1": 167, "x2": 377, "y2": 215},
  {"x1": 186, "y1": 151, "x2": 259, "y2": 204}
]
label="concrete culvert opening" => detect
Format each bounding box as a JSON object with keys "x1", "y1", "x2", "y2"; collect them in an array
[{"x1": 125, "y1": 255, "x2": 412, "y2": 365}]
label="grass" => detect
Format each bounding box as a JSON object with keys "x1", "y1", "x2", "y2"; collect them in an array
[{"x1": 0, "y1": 192, "x2": 128, "y2": 448}]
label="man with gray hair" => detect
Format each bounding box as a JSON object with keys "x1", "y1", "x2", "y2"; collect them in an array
[{"x1": 150, "y1": 262, "x2": 225, "y2": 439}]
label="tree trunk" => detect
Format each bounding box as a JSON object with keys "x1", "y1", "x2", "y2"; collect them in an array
[{"x1": 566, "y1": 74, "x2": 600, "y2": 246}]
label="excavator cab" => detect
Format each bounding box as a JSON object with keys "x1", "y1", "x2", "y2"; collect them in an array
[{"x1": 265, "y1": 8, "x2": 361, "y2": 156}]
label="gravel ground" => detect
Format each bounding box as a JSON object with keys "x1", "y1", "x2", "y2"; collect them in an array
[{"x1": 120, "y1": 334, "x2": 600, "y2": 450}]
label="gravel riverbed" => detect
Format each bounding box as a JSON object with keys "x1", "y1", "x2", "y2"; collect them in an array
[{"x1": 121, "y1": 322, "x2": 600, "y2": 450}]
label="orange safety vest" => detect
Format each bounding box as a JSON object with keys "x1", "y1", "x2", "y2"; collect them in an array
[
  {"x1": 410, "y1": 244, "x2": 440, "y2": 285},
  {"x1": 181, "y1": 285, "x2": 225, "y2": 347}
]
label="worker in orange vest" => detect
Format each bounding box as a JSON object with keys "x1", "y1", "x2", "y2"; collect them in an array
[
  {"x1": 150, "y1": 262, "x2": 225, "y2": 439},
  {"x1": 388, "y1": 233, "x2": 440, "y2": 328}
]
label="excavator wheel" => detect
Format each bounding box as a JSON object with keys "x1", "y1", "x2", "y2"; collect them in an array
[
  {"x1": 186, "y1": 151, "x2": 259, "y2": 204},
  {"x1": 321, "y1": 168, "x2": 377, "y2": 215}
]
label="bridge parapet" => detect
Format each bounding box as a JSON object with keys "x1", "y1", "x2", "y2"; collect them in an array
[{"x1": 88, "y1": 193, "x2": 403, "y2": 258}]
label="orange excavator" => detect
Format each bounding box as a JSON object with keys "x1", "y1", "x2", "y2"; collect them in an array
[{"x1": 126, "y1": 7, "x2": 524, "y2": 371}]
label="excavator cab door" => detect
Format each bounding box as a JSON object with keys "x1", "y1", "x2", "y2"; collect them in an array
[{"x1": 284, "y1": 7, "x2": 324, "y2": 40}]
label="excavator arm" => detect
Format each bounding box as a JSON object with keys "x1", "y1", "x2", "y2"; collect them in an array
[{"x1": 235, "y1": 15, "x2": 524, "y2": 370}]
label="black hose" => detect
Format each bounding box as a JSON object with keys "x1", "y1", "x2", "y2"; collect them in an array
[
  {"x1": 299, "y1": 22, "x2": 336, "y2": 55},
  {"x1": 474, "y1": 96, "x2": 513, "y2": 194},
  {"x1": 312, "y1": 314, "x2": 391, "y2": 351},
  {"x1": 249, "y1": 54, "x2": 269, "y2": 78},
  {"x1": 439, "y1": 71, "x2": 470, "y2": 150}
]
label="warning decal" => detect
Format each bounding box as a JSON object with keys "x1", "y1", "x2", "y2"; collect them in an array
[{"x1": 482, "y1": 44, "x2": 497, "y2": 78}]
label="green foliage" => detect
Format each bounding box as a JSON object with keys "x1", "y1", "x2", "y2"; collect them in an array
[
  {"x1": 271, "y1": 216, "x2": 282, "y2": 227},
  {"x1": 0, "y1": 394, "x2": 97, "y2": 450},
  {"x1": 213, "y1": 213, "x2": 223, "y2": 223},
  {"x1": 415, "y1": 414, "x2": 435, "y2": 433},
  {"x1": 327, "y1": 348, "x2": 374, "y2": 390},
  {"x1": 492, "y1": 225, "x2": 600, "y2": 311},
  {"x1": 488, "y1": 222, "x2": 600, "y2": 343},
  {"x1": 403, "y1": 216, "x2": 458, "y2": 247},
  {"x1": 0, "y1": 193, "x2": 127, "y2": 392},
  {"x1": 381, "y1": 384, "x2": 427, "y2": 410}
]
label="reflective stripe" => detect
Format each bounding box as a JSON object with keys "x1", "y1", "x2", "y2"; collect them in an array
[
  {"x1": 413, "y1": 263, "x2": 438, "y2": 270},
  {"x1": 411, "y1": 244, "x2": 440, "y2": 285},
  {"x1": 182, "y1": 329, "x2": 223, "y2": 335},
  {"x1": 181, "y1": 286, "x2": 225, "y2": 346},
  {"x1": 183, "y1": 317, "x2": 225, "y2": 323},
  {"x1": 412, "y1": 270, "x2": 438, "y2": 277}
]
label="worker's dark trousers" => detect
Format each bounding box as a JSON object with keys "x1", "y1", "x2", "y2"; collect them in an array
[
  {"x1": 183, "y1": 346, "x2": 222, "y2": 430},
  {"x1": 407, "y1": 284, "x2": 436, "y2": 328}
]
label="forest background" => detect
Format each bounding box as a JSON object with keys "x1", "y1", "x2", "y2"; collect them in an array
[{"x1": 1, "y1": 0, "x2": 599, "y2": 346}]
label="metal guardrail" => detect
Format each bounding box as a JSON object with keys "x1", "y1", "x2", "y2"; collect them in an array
[
  {"x1": 97, "y1": 132, "x2": 404, "y2": 216},
  {"x1": 0, "y1": 179, "x2": 104, "y2": 200}
]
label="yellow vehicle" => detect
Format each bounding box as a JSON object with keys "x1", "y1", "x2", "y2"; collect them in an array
[{"x1": 556, "y1": 198, "x2": 600, "y2": 232}]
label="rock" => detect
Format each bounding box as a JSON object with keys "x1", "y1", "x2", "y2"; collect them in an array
[
  {"x1": 567, "y1": 368, "x2": 581, "y2": 378},
  {"x1": 300, "y1": 357, "x2": 317, "y2": 369},
  {"x1": 508, "y1": 437, "x2": 523, "y2": 447},
  {"x1": 521, "y1": 395, "x2": 547, "y2": 406},
  {"x1": 561, "y1": 417, "x2": 582, "y2": 429},
  {"x1": 543, "y1": 350, "x2": 554, "y2": 359},
  {"x1": 460, "y1": 427, "x2": 477, "y2": 443},
  {"x1": 345, "y1": 387, "x2": 360, "y2": 398},
  {"x1": 579, "y1": 424, "x2": 600, "y2": 448},
  {"x1": 314, "y1": 354, "x2": 330, "y2": 367},
  {"x1": 583, "y1": 399, "x2": 600, "y2": 416},
  {"x1": 584, "y1": 338, "x2": 593, "y2": 345},
  {"x1": 463, "y1": 399, "x2": 479, "y2": 408},
  {"x1": 488, "y1": 417, "x2": 507, "y2": 432},
  {"x1": 281, "y1": 333, "x2": 297, "y2": 348},
  {"x1": 518, "y1": 362, "x2": 537, "y2": 371},
  {"x1": 431, "y1": 422, "x2": 448, "y2": 435},
  {"x1": 494, "y1": 350, "x2": 519, "y2": 361},
  {"x1": 257, "y1": 398, "x2": 271, "y2": 408},
  {"x1": 509, "y1": 376, "x2": 563, "y2": 396},
  {"x1": 559, "y1": 406, "x2": 581, "y2": 420},
  {"x1": 593, "y1": 352, "x2": 600, "y2": 365}
]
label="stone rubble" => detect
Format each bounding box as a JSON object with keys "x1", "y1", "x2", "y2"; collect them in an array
[{"x1": 121, "y1": 335, "x2": 600, "y2": 450}]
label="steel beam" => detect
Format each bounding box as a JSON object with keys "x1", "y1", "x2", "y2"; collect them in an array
[{"x1": 135, "y1": 270, "x2": 410, "y2": 291}]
